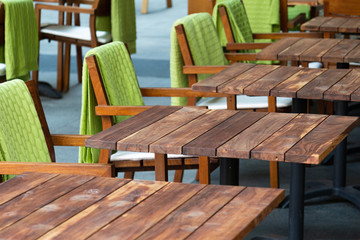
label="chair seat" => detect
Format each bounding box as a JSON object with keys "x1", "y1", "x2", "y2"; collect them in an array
[
  {"x1": 196, "y1": 95, "x2": 292, "y2": 110},
  {"x1": 111, "y1": 151, "x2": 195, "y2": 161},
  {"x1": 40, "y1": 25, "x2": 112, "y2": 44}
]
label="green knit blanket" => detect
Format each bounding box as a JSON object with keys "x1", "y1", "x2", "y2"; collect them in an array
[{"x1": 79, "y1": 42, "x2": 144, "y2": 163}]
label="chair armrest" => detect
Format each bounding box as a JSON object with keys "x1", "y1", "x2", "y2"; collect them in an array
[
  {"x1": 0, "y1": 162, "x2": 113, "y2": 177},
  {"x1": 35, "y1": 3, "x2": 95, "y2": 15},
  {"x1": 51, "y1": 134, "x2": 91, "y2": 147},
  {"x1": 287, "y1": 13, "x2": 307, "y2": 29},
  {"x1": 182, "y1": 65, "x2": 227, "y2": 74},
  {"x1": 252, "y1": 32, "x2": 323, "y2": 40},
  {"x1": 95, "y1": 106, "x2": 152, "y2": 116},
  {"x1": 224, "y1": 53, "x2": 257, "y2": 61},
  {"x1": 226, "y1": 43, "x2": 271, "y2": 51}
]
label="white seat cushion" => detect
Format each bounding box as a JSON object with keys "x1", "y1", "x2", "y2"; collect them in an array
[
  {"x1": 41, "y1": 25, "x2": 112, "y2": 44},
  {"x1": 196, "y1": 95, "x2": 292, "y2": 110},
  {"x1": 111, "y1": 151, "x2": 195, "y2": 161},
  {"x1": 0, "y1": 63, "x2": 6, "y2": 76}
]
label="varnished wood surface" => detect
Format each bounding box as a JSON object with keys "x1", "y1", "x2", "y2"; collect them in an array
[
  {"x1": 86, "y1": 106, "x2": 359, "y2": 165},
  {"x1": 301, "y1": 16, "x2": 360, "y2": 33},
  {"x1": 192, "y1": 62, "x2": 360, "y2": 102},
  {"x1": 288, "y1": 0, "x2": 323, "y2": 6},
  {"x1": 0, "y1": 172, "x2": 284, "y2": 240}
]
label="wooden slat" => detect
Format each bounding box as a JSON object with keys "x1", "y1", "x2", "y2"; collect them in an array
[
  {"x1": 299, "y1": 38, "x2": 341, "y2": 62},
  {"x1": 117, "y1": 107, "x2": 208, "y2": 152},
  {"x1": 344, "y1": 44, "x2": 360, "y2": 63},
  {"x1": 319, "y1": 17, "x2": 349, "y2": 32},
  {"x1": 324, "y1": 69, "x2": 360, "y2": 101},
  {"x1": 300, "y1": 16, "x2": 332, "y2": 31},
  {"x1": 0, "y1": 177, "x2": 130, "y2": 240},
  {"x1": 339, "y1": 18, "x2": 360, "y2": 33},
  {"x1": 244, "y1": 66, "x2": 300, "y2": 96},
  {"x1": 350, "y1": 81, "x2": 360, "y2": 102},
  {"x1": 321, "y1": 39, "x2": 360, "y2": 63},
  {"x1": 286, "y1": 115, "x2": 360, "y2": 164},
  {"x1": 270, "y1": 68, "x2": 325, "y2": 98},
  {"x1": 182, "y1": 112, "x2": 268, "y2": 156},
  {"x1": 251, "y1": 114, "x2": 328, "y2": 162},
  {"x1": 39, "y1": 180, "x2": 167, "y2": 240},
  {"x1": 217, "y1": 113, "x2": 297, "y2": 159},
  {"x1": 135, "y1": 185, "x2": 245, "y2": 240},
  {"x1": 0, "y1": 172, "x2": 57, "y2": 206},
  {"x1": 87, "y1": 182, "x2": 206, "y2": 240},
  {"x1": 187, "y1": 188, "x2": 285, "y2": 240},
  {"x1": 191, "y1": 63, "x2": 255, "y2": 92},
  {"x1": 297, "y1": 69, "x2": 350, "y2": 100},
  {"x1": 0, "y1": 174, "x2": 93, "y2": 232},
  {"x1": 256, "y1": 37, "x2": 301, "y2": 60},
  {"x1": 150, "y1": 110, "x2": 238, "y2": 154},
  {"x1": 85, "y1": 105, "x2": 181, "y2": 150},
  {"x1": 278, "y1": 38, "x2": 322, "y2": 61},
  {"x1": 217, "y1": 65, "x2": 280, "y2": 95}
]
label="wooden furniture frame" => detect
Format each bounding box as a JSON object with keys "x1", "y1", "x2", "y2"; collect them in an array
[
  {"x1": 85, "y1": 53, "x2": 228, "y2": 183},
  {"x1": 34, "y1": 0, "x2": 111, "y2": 92},
  {"x1": 0, "y1": 80, "x2": 113, "y2": 178},
  {"x1": 141, "y1": 0, "x2": 172, "y2": 14},
  {"x1": 324, "y1": 0, "x2": 360, "y2": 17}
]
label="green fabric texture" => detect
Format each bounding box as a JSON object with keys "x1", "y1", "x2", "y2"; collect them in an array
[
  {"x1": 0, "y1": 80, "x2": 51, "y2": 180},
  {"x1": 0, "y1": 0, "x2": 38, "y2": 80},
  {"x1": 213, "y1": 0, "x2": 254, "y2": 48},
  {"x1": 170, "y1": 13, "x2": 228, "y2": 106},
  {"x1": 96, "y1": 0, "x2": 137, "y2": 54},
  {"x1": 79, "y1": 41, "x2": 144, "y2": 163}
]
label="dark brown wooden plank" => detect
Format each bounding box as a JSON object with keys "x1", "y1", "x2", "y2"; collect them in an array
[
  {"x1": 187, "y1": 187, "x2": 285, "y2": 240},
  {"x1": 191, "y1": 63, "x2": 256, "y2": 92},
  {"x1": 0, "y1": 174, "x2": 93, "y2": 232},
  {"x1": 217, "y1": 113, "x2": 297, "y2": 159},
  {"x1": 0, "y1": 172, "x2": 57, "y2": 206},
  {"x1": 244, "y1": 66, "x2": 300, "y2": 96},
  {"x1": 299, "y1": 39, "x2": 342, "y2": 62},
  {"x1": 321, "y1": 39, "x2": 360, "y2": 63},
  {"x1": 136, "y1": 185, "x2": 245, "y2": 240},
  {"x1": 117, "y1": 107, "x2": 208, "y2": 152},
  {"x1": 217, "y1": 65, "x2": 280, "y2": 94},
  {"x1": 350, "y1": 79, "x2": 360, "y2": 102},
  {"x1": 278, "y1": 38, "x2": 321, "y2": 61},
  {"x1": 300, "y1": 16, "x2": 332, "y2": 31},
  {"x1": 85, "y1": 105, "x2": 182, "y2": 150},
  {"x1": 297, "y1": 69, "x2": 351, "y2": 100},
  {"x1": 319, "y1": 17, "x2": 349, "y2": 32},
  {"x1": 344, "y1": 43, "x2": 360, "y2": 63},
  {"x1": 251, "y1": 114, "x2": 328, "y2": 162},
  {"x1": 183, "y1": 111, "x2": 268, "y2": 156},
  {"x1": 40, "y1": 179, "x2": 167, "y2": 240},
  {"x1": 339, "y1": 18, "x2": 360, "y2": 33},
  {"x1": 0, "y1": 177, "x2": 130, "y2": 240},
  {"x1": 270, "y1": 68, "x2": 325, "y2": 98},
  {"x1": 88, "y1": 182, "x2": 206, "y2": 240},
  {"x1": 324, "y1": 69, "x2": 360, "y2": 101},
  {"x1": 286, "y1": 115, "x2": 359, "y2": 164},
  {"x1": 150, "y1": 110, "x2": 238, "y2": 154},
  {"x1": 256, "y1": 37, "x2": 301, "y2": 60}
]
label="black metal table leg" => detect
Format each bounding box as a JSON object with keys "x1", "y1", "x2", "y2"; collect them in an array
[{"x1": 220, "y1": 158, "x2": 239, "y2": 186}]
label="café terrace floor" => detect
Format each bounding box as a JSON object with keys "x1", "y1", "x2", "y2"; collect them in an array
[{"x1": 37, "y1": 0, "x2": 360, "y2": 238}]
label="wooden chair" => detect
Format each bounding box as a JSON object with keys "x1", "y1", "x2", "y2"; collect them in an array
[
  {"x1": 83, "y1": 41, "x2": 223, "y2": 184},
  {"x1": 324, "y1": 0, "x2": 360, "y2": 17},
  {"x1": 34, "y1": 0, "x2": 112, "y2": 92},
  {"x1": 0, "y1": 80, "x2": 113, "y2": 180},
  {"x1": 141, "y1": 0, "x2": 172, "y2": 14}
]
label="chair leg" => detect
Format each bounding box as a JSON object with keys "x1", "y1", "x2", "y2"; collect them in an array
[
  {"x1": 124, "y1": 171, "x2": 135, "y2": 179},
  {"x1": 141, "y1": 0, "x2": 149, "y2": 14},
  {"x1": 269, "y1": 161, "x2": 279, "y2": 188},
  {"x1": 76, "y1": 46, "x2": 82, "y2": 83},
  {"x1": 199, "y1": 156, "x2": 210, "y2": 184},
  {"x1": 62, "y1": 43, "x2": 71, "y2": 92},
  {"x1": 56, "y1": 42, "x2": 64, "y2": 92},
  {"x1": 167, "y1": 0, "x2": 172, "y2": 8},
  {"x1": 173, "y1": 170, "x2": 184, "y2": 182}
]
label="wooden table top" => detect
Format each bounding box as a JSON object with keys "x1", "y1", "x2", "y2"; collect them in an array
[
  {"x1": 192, "y1": 62, "x2": 360, "y2": 102},
  {"x1": 0, "y1": 172, "x2": 284, "y2": 240},
  {"x1": 86, "y1": 105, "x2": 359, "y2": 165},
  {"x1": 257, "y1": 37, "x2": 360, "y2": 63},
  {"x1": 301, "y1": 16, "x2": 360, "y2": 33}
]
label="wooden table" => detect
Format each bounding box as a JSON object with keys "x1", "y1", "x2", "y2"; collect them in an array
[
  {"x1": 86, "y1": 105, "x2": 358, "y2": 240},
  {"x1": 0, "y1": 172, "x2": 284, "y2": 240},
  {"x1": 301, "y1": 16, "x2": 360, "y2": 33}
]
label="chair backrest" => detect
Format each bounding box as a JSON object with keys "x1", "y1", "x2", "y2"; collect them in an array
[
  {"x1": 171, "y1": 13, "x2": 227, "y2": 106},
  {"x1": 324, "y1": 0, "x2": 360, "y2": 17},
  {"x1": 0, "y1": 80, "x2": 54, "y2": 167},
  {"x1": 79, "y1": 41, "x2": 144, "y2": 163}
]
